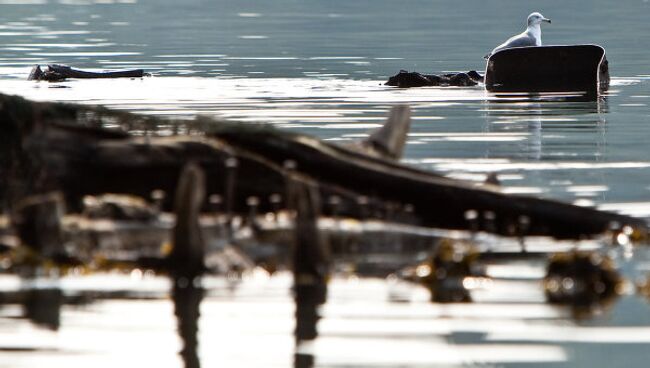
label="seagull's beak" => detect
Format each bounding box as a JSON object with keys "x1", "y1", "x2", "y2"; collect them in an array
[{"x1": 543, "y1": 18, "x2": 551, "y2": 24}]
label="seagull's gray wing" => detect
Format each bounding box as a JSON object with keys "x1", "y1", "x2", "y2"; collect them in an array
[{"x1": 487, "y1": 32, "x2": 537, "y2": 58}]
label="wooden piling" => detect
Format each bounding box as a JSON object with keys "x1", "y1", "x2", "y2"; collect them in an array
[
  {"x1": 286, "y1": 165, "x2": 330, "y2": 365},
  {"x1": 11, "y1": 191, "x2": 65, "y2": 258},
  {"x1": 169, "y1": 162, "x2": 206, "y2": 368},
  {"x1": 169, "y1": 162, "x2": 206, "y2": 277}
]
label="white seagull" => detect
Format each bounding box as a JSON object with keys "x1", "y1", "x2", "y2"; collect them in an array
[{"x1": 485, "y1": 12, "x2": 551, "y2": 59}]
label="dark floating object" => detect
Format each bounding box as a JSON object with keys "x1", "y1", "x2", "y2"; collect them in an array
[
  {"x1": 385, "y1": 70, "x2": 484, "y2": 88},
  {"x1": 544, "y1": 251, "x2": 622, "y2": 313},
  {"x1": 485, "y1": 45, "x2": 609, "y2": 93},
  {"x1": 28, "y1": 64, "x2": 147, "y2": 82},
  {"x1": 400, "y1": 239, "x2": 481, "y2": 303}
]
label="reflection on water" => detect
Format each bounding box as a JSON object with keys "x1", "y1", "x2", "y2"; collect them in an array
[
  {"x1": 3, "y1": 269, "x2": 650, "y2": 367},
  {"x1": 172, "y1": 278, "x2": 202, "y2": 368},
  {"x1": 23, "y1": 288, "x2": 63, "y2": 330}
]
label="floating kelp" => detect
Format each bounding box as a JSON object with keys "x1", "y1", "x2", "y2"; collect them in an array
[{"x1": 385, "y1": 70, "x2": 483, "y2": 88}]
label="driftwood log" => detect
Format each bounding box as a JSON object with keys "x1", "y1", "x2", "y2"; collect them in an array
[
  {"x1": 0, "y1": 93, "x2": 646, "y2": 240},
  {"x1": 28, "y1": 64, "x2": 146, "y2": 82}
]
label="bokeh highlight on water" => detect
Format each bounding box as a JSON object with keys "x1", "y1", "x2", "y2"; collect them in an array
[{"x1": 1, "y1": 0, "x2": 650, "y2": 367}]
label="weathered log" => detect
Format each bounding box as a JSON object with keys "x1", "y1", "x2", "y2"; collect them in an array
[
  {"x1": 208, "y1": 122, "x2": 646, "y2": 239},
  {"x1": 0, "y1": 93, "x2": 646, "y2": 240},
  {"x1": 28, "y1": 64, "x2": 146, "y2": 81}
]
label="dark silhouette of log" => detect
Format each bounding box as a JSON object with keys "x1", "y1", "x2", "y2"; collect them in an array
[
  {"x1": 209, "y1": 123, "x2": 646, "y2": 239},
  {"x1": 28, "y1": 64, "x2": 146, "y2": 82},
  {"x1": 0, "y1": 93, "x2": 645, "y2": 240},
  {"x1": 485, "y1": 45, "x2": 609, "y2": 93}
]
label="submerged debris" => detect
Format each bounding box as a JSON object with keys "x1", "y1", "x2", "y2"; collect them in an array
[
  {"x1": 544, "y1": 251, "x2": 622, "y2": 311},
  {"x1": 399, "y1": 239, "x2": 481, "y2": 303},
  {"x1": 385, "y1": 70, "x2": 483, "y2": 88}
]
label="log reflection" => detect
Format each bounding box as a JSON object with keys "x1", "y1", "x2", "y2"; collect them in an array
[{"x1": 172, "y1": 277, "x2": 203, "y2": 368}]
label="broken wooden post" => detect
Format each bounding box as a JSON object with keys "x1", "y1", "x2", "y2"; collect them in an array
[
  {"x1": 286, "y1": 162, "x2": 330, "y2": 367},
  {"x1": 169, "y1": 162, "x2": 206, "y2": 276},
  {"x1": 11, "y1": 192, "x2": 66, "y2": 260},
  {"x1": 352, "y1": 105, "x2": 411, "y2": 160},
  {"x1": 169, "y1": 162, "x2": 206, "y2": 368}
]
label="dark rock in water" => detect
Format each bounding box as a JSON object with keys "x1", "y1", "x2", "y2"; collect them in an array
[
  {"x1": 449, "y1": 72, "x2": 473, "y2": 86},
  {"x1": 466, "y1": 70, "x2": 483, "y2": 81},
  {"x1": 385, "y1": 70, "x2": 484, "y2": 88},
  {"x1": 385, "y1": 70, "x2": 432, "y2": 87}
]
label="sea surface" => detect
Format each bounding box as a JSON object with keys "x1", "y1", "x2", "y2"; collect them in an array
[{"x1": 1, "y1": 0, "x2": 650, "y2": 367}]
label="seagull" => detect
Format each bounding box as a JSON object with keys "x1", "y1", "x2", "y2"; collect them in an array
[{"x1": 485, "y1": 12, "x2": 551, "y2": 59}]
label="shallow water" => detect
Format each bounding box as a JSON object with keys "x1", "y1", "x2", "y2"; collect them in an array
[{"x1": 1, "y1": 0, "x2": 650, "y2": 367}]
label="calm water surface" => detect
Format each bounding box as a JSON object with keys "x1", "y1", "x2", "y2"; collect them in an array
[{"x1": 1, "y1": 0, "x2": 650, "y2": 367}]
